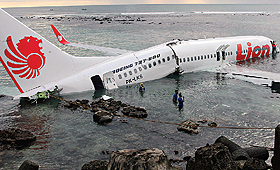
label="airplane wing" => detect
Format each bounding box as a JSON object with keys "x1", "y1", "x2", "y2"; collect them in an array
[
  {"x1": 217, "y1": 63, "x2": 280, "y2": 89},
  {"x1": 50, "y1": 24, "x2": 131, "y2": 56}
]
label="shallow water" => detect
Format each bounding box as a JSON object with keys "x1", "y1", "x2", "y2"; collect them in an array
[{"x1": 1, "y1": 4, "x2": 280, "y2": 169}]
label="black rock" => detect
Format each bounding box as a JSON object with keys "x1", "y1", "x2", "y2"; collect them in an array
[
  {"x1": 93, "y1": 111, "x2": 114, "y2": 125},
  {"x1": 0, "y1": 128, "x2": 36, "y2": 150},
  {"x1": 0, "y1": 94, "x2": 6, "y2": 98},
  {"x1": 18, "y1": 160, "x2": 39, "y2": 170},
  {"x1": 243, "y1": 158, "x2": 268, "y2": 170},
  {"x1": 177, "y1": 119, "x2": 200, "y2": 134},
  {"x1": 121, "y1": 106, "x2": 147, "y2": 118},
  {"x1": 208, "y1": 122, "x2": 217, "y2": 127},
  {"x1": 194, "y1": 143, "x2": 237, "y2": 169},
  {"x1": 186, "y1": 157, "x2": 195, "y2": 170},
  {"x1": 107, "y1": 148, "x2": 170, "y2": 169},
  {"x1": 81, "y1": 160, "x2": 108, "y2": 170}
]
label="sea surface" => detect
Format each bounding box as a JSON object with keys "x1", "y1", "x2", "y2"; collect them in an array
[{"x1": 1, "y1": 4, "x2": 280, "y2": 169}]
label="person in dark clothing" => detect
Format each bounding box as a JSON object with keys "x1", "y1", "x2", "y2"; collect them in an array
[
  {"x1": 178, "y1": 93, "x2": 185, "y2": 110},
  {"x1": 173, "y1": 90, "x2": 178, "y2": 102},
  {"x1": 139, "y1": 83, "x2": 145, "y2": 92}
]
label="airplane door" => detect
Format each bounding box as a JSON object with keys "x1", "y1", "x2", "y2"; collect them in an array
[
  {"x1": 103, "y1": 71, "x2": 118, "y2": 90},
  {"x1": 91, "y1": 75, "x2": 104, "y2": 90},
  {"x1": 216, "y1": 44, "x2": 230, "y2": 63}
]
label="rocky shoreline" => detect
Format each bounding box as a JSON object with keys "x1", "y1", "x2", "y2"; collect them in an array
[
  {"x1": 14, "y1": 136, "x2": 271, "y2": 170},
  {"x1": 0, "y1": 95, "x2": 275, "y2": 169}
]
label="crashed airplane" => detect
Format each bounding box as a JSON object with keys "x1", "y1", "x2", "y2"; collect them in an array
[{"x1": 0, "y1": 8, "x2": 279, "y2": 100}]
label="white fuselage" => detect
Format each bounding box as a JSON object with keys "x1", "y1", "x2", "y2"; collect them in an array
[{"x1": 56, "y1": 36, "x2": 273, "y2": 94}]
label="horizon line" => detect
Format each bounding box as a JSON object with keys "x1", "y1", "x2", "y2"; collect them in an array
[{"x1": 2, "y1": 3, "x2": 280, "y2": 9}]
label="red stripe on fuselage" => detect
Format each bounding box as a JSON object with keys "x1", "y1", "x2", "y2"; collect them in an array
[{"x1": 0, "y1": 56, "x2": 24, "y2": 93}]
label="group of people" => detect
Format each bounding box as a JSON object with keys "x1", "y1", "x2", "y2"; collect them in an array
[
  {"x1": 139, "y1": 83, "x2": 184, "y2": 109},
  {"x1": 173, "y1": 90, "x2": 185, "y2": 109}
]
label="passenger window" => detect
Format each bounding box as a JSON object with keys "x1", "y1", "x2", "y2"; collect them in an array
[
  {"x1": 197, "y1": 56, "x2": 200, "y2": 60},
  {"x1": 187, "y1": 57, "x2": 190, "y2": 62},
  {"x1": 180, "y1": 58, "x2": 182, "y2": 63},
  {"x1": 158, "y1": 60, "x2": 161, "y2": 64},
  {"x1": 204, "y1": 55, "x2": 206, "y2": 59},
  {"x1": 124, "y1": 73, "x2": 127, "y2": 77},
  {"x1": 148, "y1": 63, "x2": 152, "y2": 68},
  {"x1": 194, "y1": 56, "x2": 197, "y2": 60},
  {"x1": 167, "y1": 56, "x2": 170, "y2": 61},
  {"x1": 162, "y1": 58, "x2": 166, "y2": 62},
  {"x1": 214, "y1": 54, "x2": 216, "y2": 58},
  {"x1": 134, "y1": 69, "x2": 137, "y2": 73},
  {"x1": 207, "y1": 55, "x2": 209, "y2": 59},
  {"x1": 191, "y1": 57, "x2": 193, "y2": 61},
  {"x1": 183, "y1": 58, "x2": 186, "y2": 62},
  {"x1": 129, "y1": 71, "x2": 132, "y2": 75},
  {"x1": 139, "y1": 67, "x2": 142, "y2": 71},
  {"x1": 143, "y1": 65, "x2": 147, "y2": 70},
  {"x1": 118, "y1": 74, "x2": 122, "y2": 79},
  {"x1": 153, "y1": 61, "x2": 156, "y2": 66}
]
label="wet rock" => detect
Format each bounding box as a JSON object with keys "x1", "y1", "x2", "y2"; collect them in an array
[
  {"x1": 75, "y1": 100, "x2": 90, "y2": 109},
  {"x1": 197, "y1": 119, "x2": 207, "y2": 123},
  {"x1": 183, "y1": 156, "x2": 191, "y2": 161},
  {"x1": 215, "y1": 136, "x2": 250, "y2": 161},
  {"x1": 177, "y1": 119, "x2": 200, "y2": 134},
  {"x1": 18, "y1": 160, "x2": 39, "y2": 170},
  {"x1": 186, "y1": 157, "x2": 195, "y2": 170},
  {"x1": 243, "y1": 158, "x2": 268, "y2": 170},
  {"x1": 81, "y1": 160, "x2": 108, "y2": 170},
  {"x1": 215, "y1": 136, "x2": 269, "y2": 161},
  {"x1": 80, "y1": 99, "x2": 89, "y2": 105},
  {"x1": 121, "y1": 106, "x2": 147, "y2": 118},
  {"x1": 62, "y1": 101, "x2": 79, "y2": 110},
  {"x1": 93, "y1": 111, "x2": 114, "y2": 125},
  {"x1": 235, "y1": 160, "x2": 246, "y2": 170},
  {"x1": 193, "y1": 143, "x2": 237, "y2": 170},
  {"x1": 0, "y1": 94, "x2": 6, "y2": 98},
  {"x1": 91, "y1": 99, "x2": 121, "y2": 113},
  {"x1": 101, "y1": 150, "x2": 112, "y2": 154},
  {"x1": 0, "y1": 128, "x2": 36, "y2": 150},
  {"x1": 208, "y1": 122, "x2": 217, "y2": 127},
  {"x1": 107, "y1": 148, "x2": 170, "y2": 170},
  {"x1": 243, "y1": 147, "x2": 269, "y2": 160},
  {"x1": 170, "y1": 166, "x2": 183, "y2": 170},
  {"x1": 120, "y1": 119, "x2": 128, "y2": 123}
]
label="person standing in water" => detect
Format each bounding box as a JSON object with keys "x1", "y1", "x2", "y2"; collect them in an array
[
  {"x1": 178, "y1": 93, "x2": 185, "y2": 110},
  {"x1": 139, "y1": 83, "x2": 145, "y2": 92},
  {"x1": 173, "y1": 90, "x2": 178, "y2": 102}
]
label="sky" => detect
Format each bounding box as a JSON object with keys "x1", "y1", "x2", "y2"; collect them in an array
[{"x1": 0, "y1": 0, "x2": 279, "y2": 8}]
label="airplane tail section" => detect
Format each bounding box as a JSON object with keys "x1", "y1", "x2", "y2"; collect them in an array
[
  {"x1": 0, "y1": 9, "x2": 95, "y2": 99},
  {"x1": 50, "y1": 24, "x2": 70, "y2": 45}
]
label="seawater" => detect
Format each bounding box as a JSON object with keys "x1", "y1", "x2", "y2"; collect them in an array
[{"x1": 1, "y1": 4, "x2": 280, "y2": 169}]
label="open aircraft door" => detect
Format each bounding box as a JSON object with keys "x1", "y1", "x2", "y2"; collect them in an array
[
  {"x1": 103, "y1": 71, "x2": 118, "y2": 90},
  {"x1": 216, "y1": 44, "x2": 230, "y2": 64}
]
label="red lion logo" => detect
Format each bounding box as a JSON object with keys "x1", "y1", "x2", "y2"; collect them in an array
[{"x1": 4, "y1": 36, "x2": 46, "y2": 79}]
